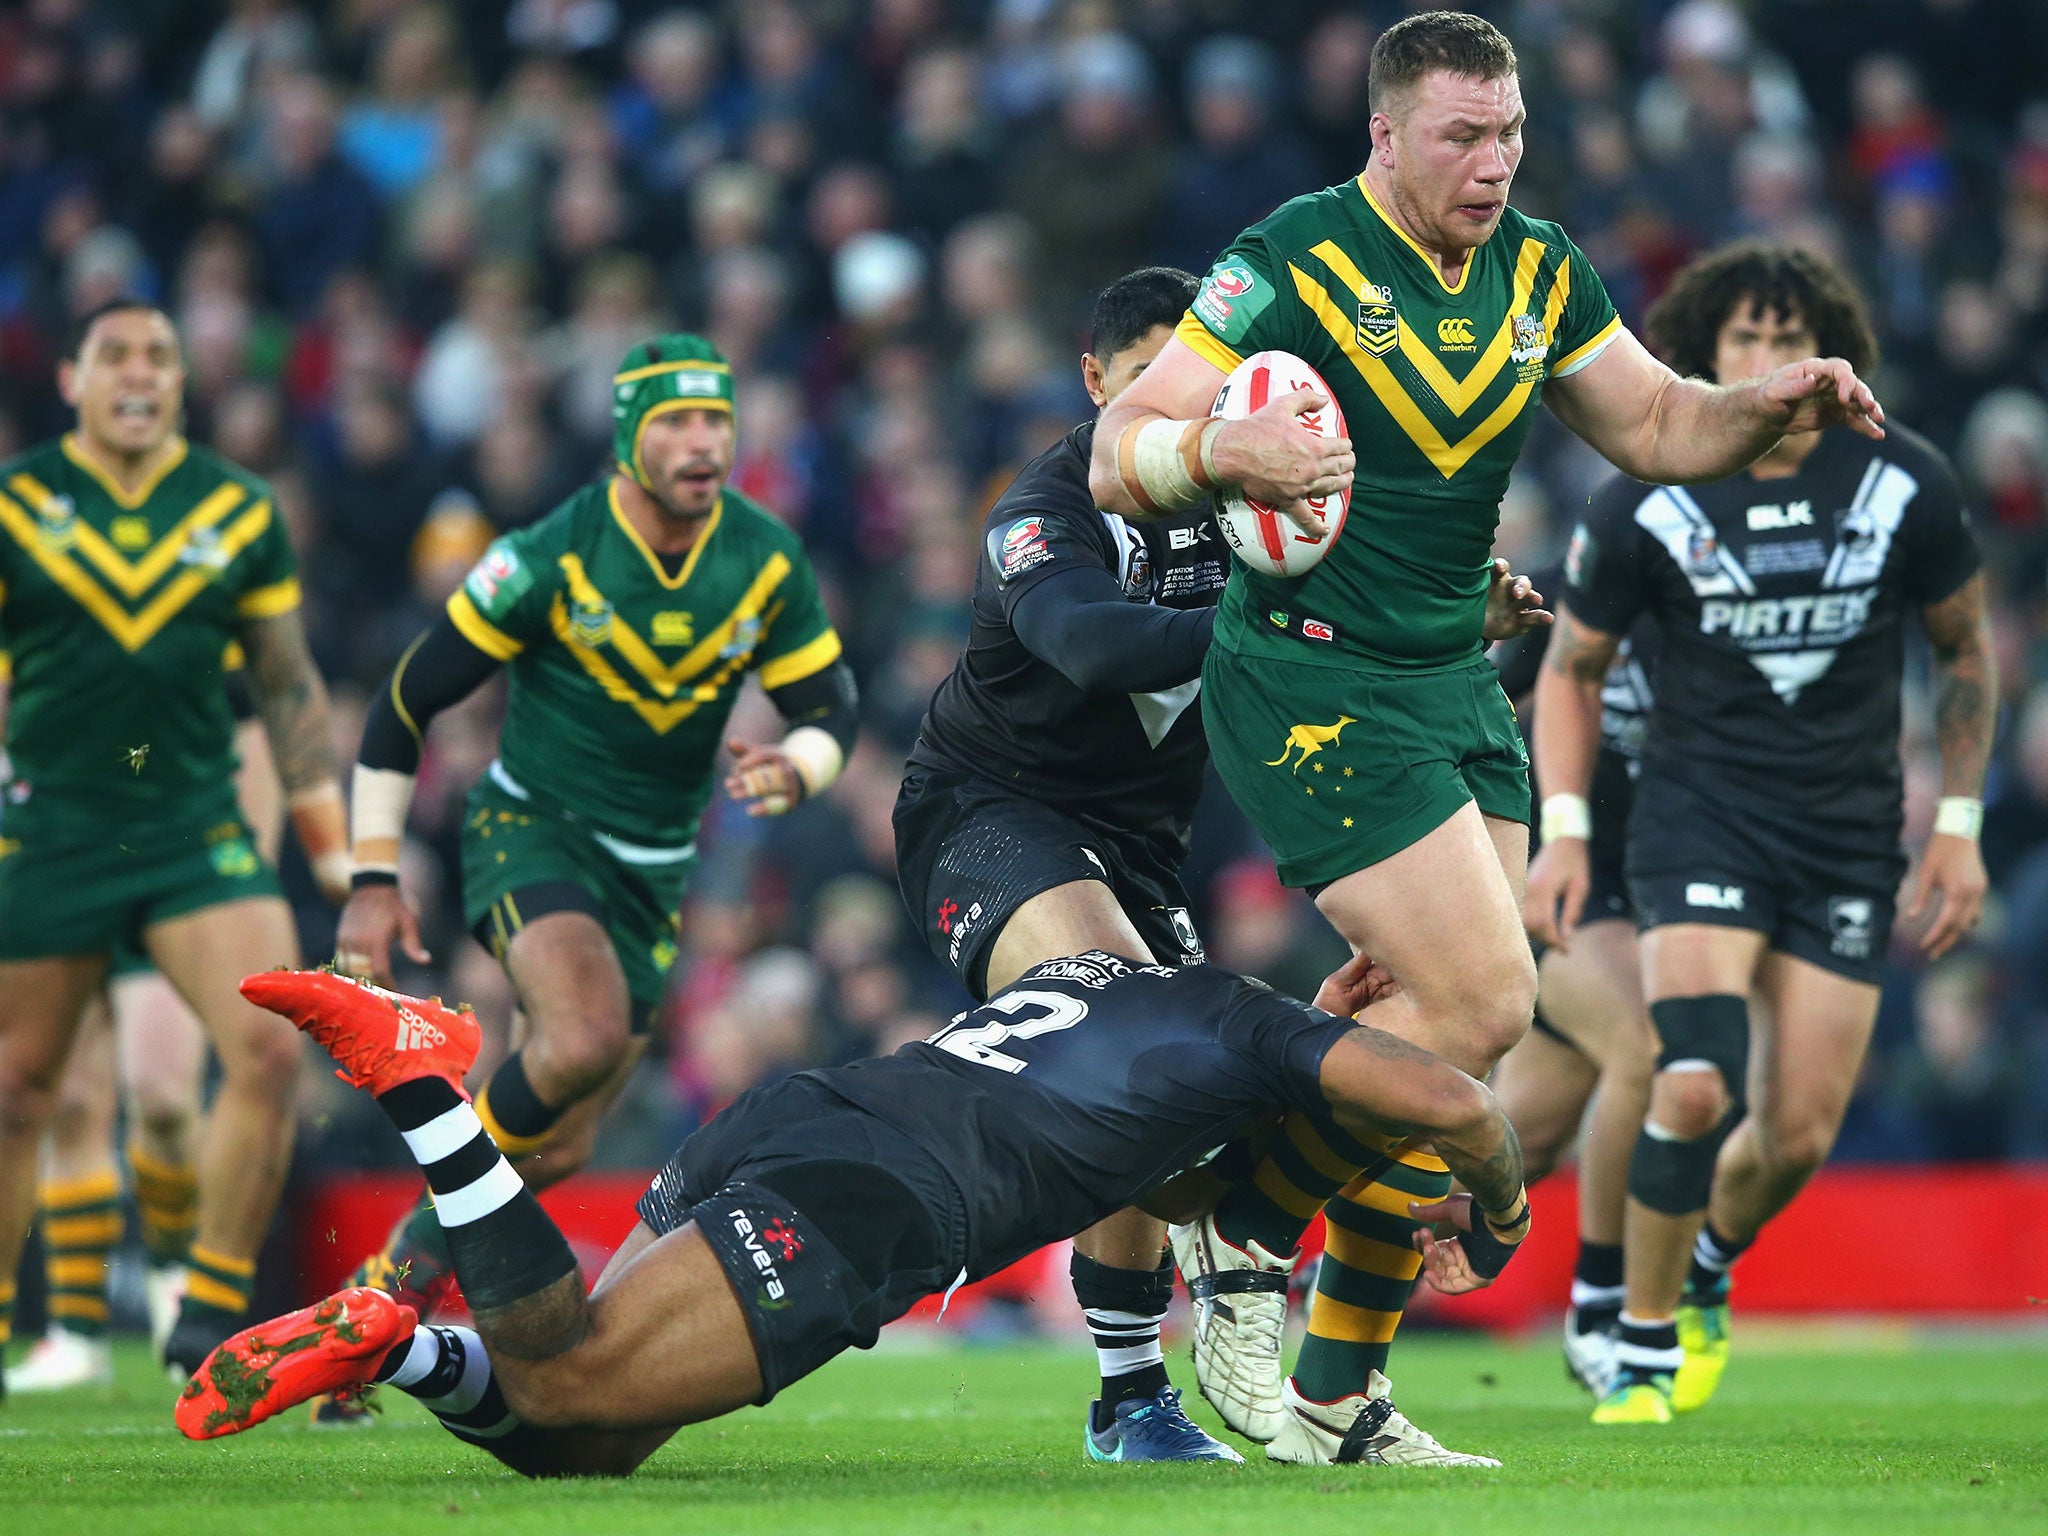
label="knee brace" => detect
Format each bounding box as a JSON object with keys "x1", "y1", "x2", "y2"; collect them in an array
[
  {"x1": 1629, "y1": 995, "x2": 1751, "y2": 1216},
  {"x1": 1649, "y1": 994, "x2": 1750, "y2": 1121}
]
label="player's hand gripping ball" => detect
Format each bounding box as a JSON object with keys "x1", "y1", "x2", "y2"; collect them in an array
[{"x1": 1210, "y1": 349, "x2": 1349, "y2": 578}]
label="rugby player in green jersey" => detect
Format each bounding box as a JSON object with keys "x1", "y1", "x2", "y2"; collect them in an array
[
  {"x1": 1089, "y1": 11, "x2": 1884, "y2": 1464},
  {"x1": 0, "y1": 300, "x2": 351, "y2": 1395},
  {"x1": 320, "y1": 334, "x2": 855, "y2": 1419}
]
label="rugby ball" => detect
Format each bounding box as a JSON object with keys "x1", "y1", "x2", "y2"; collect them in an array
[{"x1": 1209, "y1": 350, "x2": 1349, "y2": 579}]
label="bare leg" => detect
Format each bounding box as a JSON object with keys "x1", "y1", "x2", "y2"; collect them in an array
[
  {"x1": 42, "y1": 996, "x2": 118, "y2": 1185},
  {"x1": 112, "y1": 970, "x2": 208, "y2": 1170}
]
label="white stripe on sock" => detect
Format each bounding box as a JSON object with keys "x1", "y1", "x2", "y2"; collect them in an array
[
  {"x1": 446, "y1": 1411, "x2": 519, "y2": 1441},
  {"x1": 1095, "y1": 1341, "x2": 1164, "y2": 1375},
  {"x1": 1694, "y1": 1229, "x2": 1738, "y2": 1270},
  {"x1": 1570, "y1": 1280, "x2": 1626, "y2": 1309},
  {"x1": 1084, "y1": 1308, "x2": 1158, "y2": 1331},
  {"x1": 1615, "y1": 1340, "x2": 1683, "y2": 1370},
  {"x1": 403, "y1": 1103, "x2": 486, "y2": 1166},
  {"x1": 419, "y1": 1326, "x2": 492, "y2": 1416},
  {"x1": 432, "y1": 1159, "x2": 525, "y2": 1227},
  {"x1": 382, "y1": 1327, "x2": 443, "y2": 1390}
]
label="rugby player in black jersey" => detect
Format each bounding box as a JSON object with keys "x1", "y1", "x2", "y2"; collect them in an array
[
  {"x1": 897, "y1": 265, "x2": 1552, "y2": 1462},
  {"x1": 176, "y1": 957, "x2": 1533, "y2": 1474},
  {"x1": 1525, "y1": 244, "x2": 1998, "y2": 1425},
  {"x1": 1491, "y1": 597, "x2": 1657, "y2": 1399}
]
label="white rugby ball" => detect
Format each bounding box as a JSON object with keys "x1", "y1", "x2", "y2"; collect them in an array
[{"x1": 1209, "y1": 350, "x2": 1349, "y2": 579}]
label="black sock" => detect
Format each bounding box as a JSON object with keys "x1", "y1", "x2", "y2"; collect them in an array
[
  {"x1": 376, "y1": 1080, "x2": 580, "y2": 1313},
  {"x1": 1614, "y1": 1312, "x2": 1682, "y2": 1387},
  {"x1": 476, "y1": 1052, "x2": 563, "y2": 1154},
  {"x1": 1570, "y1": 1240, "x2": 1625, "y2": 1332},
  {"x1": 1686, "y1": 1222, "x2": 1748, "y2": 1299},
  {"x1": 1072, "y1": 1252, "x2": 1173, "y2": 1430}
]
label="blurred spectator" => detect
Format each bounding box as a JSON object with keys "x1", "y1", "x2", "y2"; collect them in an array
[
  {"x1": 610, "y1": 11, "x2": 726, "y2": 196},
  {"x1": 338, "y1": 4, "x2": 460, "y2": 198},
  {"x1": 892, "y1": 46, "x2": 996, "y2": 241},
  {"x1": 1154, "y1": 36, "x2": 1311, "y2": 275},
  {"x1": 191, "y1": 0, "x2": 322, "y2": 131},
  {"x1": 1887, "y1": 956, "x2": 2018, "y2": 1160},
  {"x1": 255, "y1": 74, "x2": 383, "y2": 316}
]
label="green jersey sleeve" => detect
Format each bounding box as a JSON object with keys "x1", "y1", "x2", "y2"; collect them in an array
[
  {"x1": 447, "y1": 528, "x2": 558, "y2": 660},
  {"x1": 231, "y1": 490, "x2": 302, "y2": 621},
  {"x1": 754, "y1": 543, "x2": 842, "y2": 691},
  {"x1": 1548, "y1": 234, "x2": 1623, "y2": 379},
  {"x1": 1177, "y1": 237, "x2": 1306, "y2": 375}
]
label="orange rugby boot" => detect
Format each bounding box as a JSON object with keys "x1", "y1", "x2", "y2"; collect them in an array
[
  {"x1": 176, "y1": 1287, "x2": 416, "y2": 1440},
  {"x1": 240, "y1": 970, "x2": 479, "y2": 1096}
]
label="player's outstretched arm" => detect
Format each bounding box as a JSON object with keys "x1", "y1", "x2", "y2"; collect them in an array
[
  {"x1": 1545, "y1": 325, "x2": 1884, "y2": 485},
  {"x1": 1524, "y1": 603, "x2": 1621, "y2": 951},
  {"x1": 1905, "y1": 572, "x2": 1998, "y2": 958},
  {"x1": 337, "y1": 617, "x2": 503, "y2": 981},
  {"x1": 240, "y1": 606, "x2": 350, "y2": 904},
  {"x1": 1089, "y1": 336, "x2": 1352, "y2": 532}
]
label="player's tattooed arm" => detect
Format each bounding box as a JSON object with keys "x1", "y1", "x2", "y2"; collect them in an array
[
  {"x1": 1920, "y1": 573, "x2": 1998, "y2": 798},
  {"x1": 240, "y1": 607, "x2": 342, "y2": 795}
]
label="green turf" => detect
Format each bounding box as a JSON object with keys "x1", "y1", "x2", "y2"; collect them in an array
[{"x1": 2, "y1": 1332, "x2": 2043, "y2": 1536}]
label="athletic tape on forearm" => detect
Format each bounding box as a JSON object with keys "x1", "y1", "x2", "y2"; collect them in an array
[
  {"x1": 350, "y1": 764, "x2": 416, "y2": 875},
  {"x1": 1540, "y1": 793, "x2": 1592, "y2": 842},
  {"x1": 1115, "y1": 418, "x2": 1222, "y2": 515},
  {"x1": 780, "y1": 725, "x2": 844, "y2": 798},
  {"x1": 288, "y1": 782, "x2": 351, "y2": 889},
  {"x1": 1935, "y1": 796, "x2": 1984, "y2": 840}
]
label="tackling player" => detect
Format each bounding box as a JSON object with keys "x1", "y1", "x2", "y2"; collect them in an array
[
  {"x1": 179, "y1": 955, "x2": 1534, "y2": 1471},
  {"x1": 1526, "y1": 242, "x2": 1996, "y2": 1424},
  {"x1": 1088, "y1": 11, "x2": 1885, "y2": 1461},
  {"x1": 322, "y1": 333, "x2": 856, "y2": 1417},
  {"x1": 0, "y1": 299, "x2": 350, "y2": 1393}
]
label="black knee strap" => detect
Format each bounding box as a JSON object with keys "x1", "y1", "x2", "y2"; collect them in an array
[
  {"x1": 1649, "y1": 993, "x2": 1750, "y2": 1115},
  {"x1": 1070, "y1": 1251, "x2": 1175, "y2": 1315}
]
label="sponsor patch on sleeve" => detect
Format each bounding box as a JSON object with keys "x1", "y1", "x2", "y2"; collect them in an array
[
  {"x1": 465, "y1": 540, "x2": 533, "y2": 617},
  {"x1": 1564, "y1": 523, "x2": 1595, "y2": 588},
  {"x1": 1192, "y1": 258, "x2": 1274, "y2": 344},
  {"x1": 990, "y1": 515, "x2": 1054, "y2": 581}
]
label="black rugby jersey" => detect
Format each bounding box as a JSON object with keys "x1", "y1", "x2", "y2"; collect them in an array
[
  {"x1": 811, "y1": 954, "x2": 1350, "y2": 1281},
  {"x1": 1563, "y1": 425, "x2": 1979, "y2": 832},
  {"x1": 909, "y1": 422, "x2": 1227, "y2": 854}
]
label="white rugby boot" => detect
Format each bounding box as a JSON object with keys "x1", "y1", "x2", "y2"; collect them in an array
[
  {"x1": 1264, "y1": 1371, "x2": 1501, "y2": 1467},
  {"x1": 1169, "y1": 1213, "x2": 1294, "y2": 1442},
  {"x1": 1563, "y1": 1307, "x2": 1621, "y2": 1398},
  {"x1": 7, "y1": 1327, "x2": 114, "y2": 1392}
]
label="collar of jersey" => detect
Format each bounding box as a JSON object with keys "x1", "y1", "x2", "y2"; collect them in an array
[
  {"x1": 1354, "y1": 175, "x2": 1475, "y2": 297},
  {"x1": 607, "y1": 477, "x2": 720, "y2": 590},
  {"x1": 61, "y1": 432, "x2": 189, "y2": 510}
]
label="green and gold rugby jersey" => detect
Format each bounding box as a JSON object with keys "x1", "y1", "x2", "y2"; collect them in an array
[
  {"x1": 1180, "y1": 176, "x2": 1621, "y2": 673},
  {"x1": 447, "y1": 479, "x2": 841, "y2": 849},
  {"x1": 0, "y1": 435, "x2": 296, "y2": 836}
]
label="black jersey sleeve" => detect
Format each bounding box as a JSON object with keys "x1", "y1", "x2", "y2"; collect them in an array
[
  {"x1": 1895, "y1": 434, "x2": 1983, "y2": 608},
  {"x1": 1010, "y1": 566, "x2": 1215, "y2": 693},
  {"x1": 357, "y1": 615, "x2": 506, "y2": 773},
  {"x1": 1562, "y1": 476, "x2": 1654, "y2": 636}
]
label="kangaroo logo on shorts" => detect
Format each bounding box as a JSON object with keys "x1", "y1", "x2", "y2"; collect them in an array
[
  {"x1": 1828, "y1": 897, "x2": 1875, "y2": 959},
  {"x1": 1265, "y1": 715, "x2": 1356, "y2": 774}
]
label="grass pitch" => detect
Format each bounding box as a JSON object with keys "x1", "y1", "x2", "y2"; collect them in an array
[{"x1": 3, "y1": 1330, "x2": 2043, "y2": 1536}]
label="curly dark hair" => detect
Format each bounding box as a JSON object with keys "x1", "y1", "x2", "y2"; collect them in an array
[{"x1": 1644, "y1": 241, "x2": 1879, "y2": 381}]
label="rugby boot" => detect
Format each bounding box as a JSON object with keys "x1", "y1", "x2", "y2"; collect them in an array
[
  {"x1": 1673, "y1": 1280, "x2": 1732, "y2": 1413},
  {"x1": 1170, "y1": 1212, "x2": 1294, "y2": 1442},
  {"x1": 1592, "y1": 1373, "x2": 1676, "y2": 1425},
  {"x1": 1265, "y1": 1371, "x2": 1501, "y2": 1466},
  {"x1": 240, "y1": 969, "x2": 479, "y2": 1096},
  {"x1": 1084, "y1": 1386, "x2": 1245, "y2": 1463},
  {"x1": 6, "y1": 1327, "x2": 113, "y2": 1392},
  {"x1": 1563, "y1": 1306, "x2": 1621, "y2": 1398},
  {"x1": 311, "y1": 1211, "x2": 460, "y2": 1426},
  {"x1": 177, "y1": 1287, "x2": 415, "y2": 1440}
]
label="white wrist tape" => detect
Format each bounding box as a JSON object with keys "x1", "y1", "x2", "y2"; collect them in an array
[
  {"x1": 350, "y1": 764, "x2": 417, "y2": 875},
  {"x1": 1116, "y1": 417, "x2": 1221, "y2": 515},
  {"x1": 1540, "y1": 793, "x2": 1593, "y2": 843},
  {"x1": 780, "y1": 726, "x2": 845, "y2": 799},
  {"x1": 1934, "y1": 796, "x2": 1984, "y2": 841}
]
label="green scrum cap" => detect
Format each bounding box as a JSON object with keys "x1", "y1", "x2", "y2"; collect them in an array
[{"x1": 612, "y1": 333, "x2": 735, "y2": 490}]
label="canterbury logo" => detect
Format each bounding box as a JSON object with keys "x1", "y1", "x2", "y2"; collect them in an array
[
  {"x1": 1437, "y1": 317, "x2": 1476, "y2": 346},
  {"x1": 396, "y1": 1008, "x2": 446, "y2": 1051},
  {"x1": 1266, "y1": 715, "x2": 1355, "y2": 773}
]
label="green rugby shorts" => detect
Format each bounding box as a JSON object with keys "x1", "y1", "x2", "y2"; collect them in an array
[{"x1": 1203, "y1": 648, "x2": 1530, "y2": 889}]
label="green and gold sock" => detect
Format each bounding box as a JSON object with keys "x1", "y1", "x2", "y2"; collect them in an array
[
  {"x1": 127, "y1": 1143, "x2": 199, "y2": 1269},
  {"x1": 181, "y1": 1243, "x2": 256, "y2": 1325},
  {"x1": 1291, "y1": 1149, "x2": 1452, "y2": 1400},
  {"x1": 41, "y1": 1171, "x2": 122, "y2": 1339},
  {"x1": 1212, "y1": 1111, "x2": 1379, "y2": 1256}
]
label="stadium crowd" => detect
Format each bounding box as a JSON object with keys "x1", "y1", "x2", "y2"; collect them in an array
[{"x1": 3, "y1": 0, "x2": 2047, "y2": 1173}]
